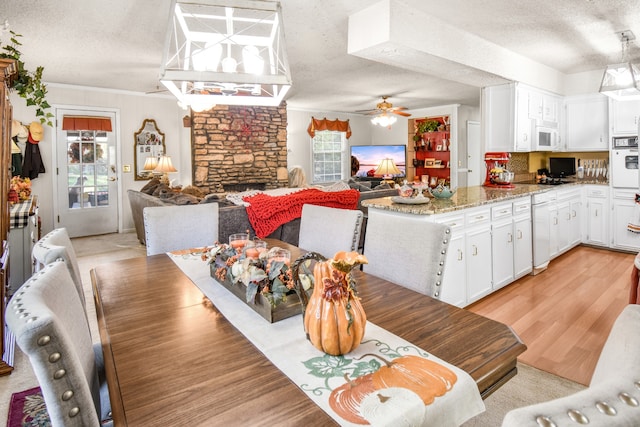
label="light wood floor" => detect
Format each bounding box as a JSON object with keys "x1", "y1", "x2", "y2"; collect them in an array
[{"x1": 467, "y1": 245, "x2": 634, "y2": 386}]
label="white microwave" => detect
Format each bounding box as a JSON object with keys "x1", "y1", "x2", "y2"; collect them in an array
[{"x1": 535, "y1": 126, "x2": 559, "y2": 151}]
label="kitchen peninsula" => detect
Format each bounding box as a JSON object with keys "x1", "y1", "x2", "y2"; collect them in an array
[{"x1": 362, "y1": 182, "x2": 605, "y2": 308}]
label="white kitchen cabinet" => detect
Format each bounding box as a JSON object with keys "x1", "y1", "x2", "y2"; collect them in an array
[
  {"x1": 466, "y1": 222, "x2": 493, "y2": 303},
  {"x1": 483, "y1": 83, "x2": 516, "y2": 153},
  {"x1": 556, "y1": 187, "x2": 582, "y2": 256},
  {"x1": 483, "y1": 82, "x2": 561, "y2": 153},
  {"x1": 584, "y1": 185, "x2": 609, "y2": 247},
  {"x1": 483, "y1": 83, "x2": 533, "y2": 153},
  {"x1": 439, "y1": 230, "x2": 466, "y2": 307},
  {"x1": 564, "y1": 94, "x2": 609, "y2": 151},
  {"x1": 611, "y1": 188, "x2": 640, "y2": 251},
  {"x1": 530, "y1": 90, "x2": 560, "y2": 125},
  {"x1": 435, "y1": 207, "x2": 492, "y2": 307},
  {"x1": 513, "y1": 198, "x2": 533, "y2": 279},
  {"x1": 515, "y1": 86, "x2": 533, "y2": 152},
  {"x1": 491, "y1": 202, "x2": 514, "y2": 290},
  {"x1": 611, "y1": 99, "x2": 640, "y2": 135}
]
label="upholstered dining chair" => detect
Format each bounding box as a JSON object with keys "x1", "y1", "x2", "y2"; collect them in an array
[
  {"x1": 6, "y1": 260, "x2": 112, "y2": 427},
  {"x1": 363, "y1": 209, "x2": 451, "y2": 298},
  {"x1": 298, "y1": 204, "x2": 364, "y2": 258},
  {"x1": 143, "y1": 202, "x2": 219, "y2": 256},
  {"x1": 32, "y1": 227, "x2": 85, "y2": 310}
]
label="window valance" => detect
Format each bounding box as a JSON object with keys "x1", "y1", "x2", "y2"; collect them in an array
[
  {"x1": 307, "y1": 117, "x2": 352, "y2": 139},
  {"x1": 62, "y1": 116, "x2": 113, "y2": 132}
]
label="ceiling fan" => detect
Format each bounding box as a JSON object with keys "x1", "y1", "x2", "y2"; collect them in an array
[{"x1": 359, "y1": 96, "x2": 411, "y2": 117}]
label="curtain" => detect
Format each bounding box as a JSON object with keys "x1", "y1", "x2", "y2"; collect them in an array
[
  {"x1": 307, "y1": 117, "x2": 352, "y2": 139},
  {"x1": 62, "y1": 116, "x2": 113, "y2": 131}
]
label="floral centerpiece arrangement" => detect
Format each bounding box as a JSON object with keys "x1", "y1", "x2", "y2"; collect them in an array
[
  {"x1": 8, "y1": 176, "x2": 31, "y2": 204},
  {"x1": 206, "y1": 242, "x2": 313, "y2": 308}
]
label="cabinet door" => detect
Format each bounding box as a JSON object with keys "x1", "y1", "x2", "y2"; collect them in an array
[
  {"x1": 440, "y1": 233, "x2": 466, "y2": 307},
  {"x1": 612, "y1": 199, "x2": 640, "y2": 251},
  {"x1": 514, "y1": 215, "x2": 533, "y2": 278},
  {"x1": 611, "y1": 99, "x2": 640, "y2": 135},
  {"x1": 466, "y1": 224, "x2": 493, "y2": 303},
  {"x1": 515, "y1": 88, "x2": 533, "y2": 152},
  {"x1": 565, "y1": 95, "x2": 608, "y2": 151},
  {"x1": 549, "y1": 205, "x2": 559, "y2": 258},
  {"x1": 586, "y1": 197, "x2": 609, "y2": 246},
  {"x1": 483, "y1": 84, "x2": 515, "y2": 152},
  {"x1": 491, "y1": 218, "x2": 514, "y2": 290},
  {"x1": 543, "y1": 95, "x2": 559, "y2": 124},
  {"x1": 569, "y1": 199, "x2": 582, "y2": 247},
  {"x1": 557, "y1": 202, "x2": 571, "y2": 253},
  {"x1": 528, "y1": 89, "x2": 543, "y2": 121}
]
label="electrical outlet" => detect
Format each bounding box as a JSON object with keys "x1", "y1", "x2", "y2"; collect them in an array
[{"x1": 123, "y1": 165, "x2": 131, "y2": 173}]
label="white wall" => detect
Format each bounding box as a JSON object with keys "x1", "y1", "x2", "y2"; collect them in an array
[
  {"x1": 286, "y1": 108, "x2": 409, "y2": 182},
  {"x1": 10, "y1": 85, "x2": 187, "y2": 236}
]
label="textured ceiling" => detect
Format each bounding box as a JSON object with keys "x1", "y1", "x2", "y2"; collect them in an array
[{"x1": 1, "y1": 0, "x2": 639, "y2": 114}]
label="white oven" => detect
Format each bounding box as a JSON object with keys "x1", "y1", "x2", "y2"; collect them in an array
[{"x1": 611, "y1": 136, "x2": 638, "y2": 188}]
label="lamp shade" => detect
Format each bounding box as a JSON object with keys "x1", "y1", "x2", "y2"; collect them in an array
[
  {"x1": 154, "y1": 155, "x2": 178, "y2": 173},
  {"x1": 374, "y1": 158, "x2": 401, "y2": 177},
  {"x1": 599, "y1": 62, "x2": 640, "y2": 100},
  {"x1": 143, "y1": 156, "x2": 158, "y2": 171}
]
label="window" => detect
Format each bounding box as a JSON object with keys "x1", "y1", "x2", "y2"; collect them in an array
[{"x1": 311, "y1": 130, "x2": 346, "y2": 183}]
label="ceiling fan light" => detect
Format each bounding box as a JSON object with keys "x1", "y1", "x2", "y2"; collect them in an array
[{"x1": 371, "y1": 114, "x2": 397, "y2": 128}]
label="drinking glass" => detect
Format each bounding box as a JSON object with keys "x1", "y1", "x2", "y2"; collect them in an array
[{"x1": 229, "y1": 233, "x2": 249, "y2": 252}]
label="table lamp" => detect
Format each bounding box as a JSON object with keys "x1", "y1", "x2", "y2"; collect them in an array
[
  {"x1": 154, "y1": 155, "x2": 177, "y2": 186},
  {"x1": 374, "y1": 158, "x2": 401, "y2": 185}
]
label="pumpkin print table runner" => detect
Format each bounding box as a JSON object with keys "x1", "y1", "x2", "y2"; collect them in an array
[{"x1": 170, "y1": 254, "x2": 485, "y2": 426}]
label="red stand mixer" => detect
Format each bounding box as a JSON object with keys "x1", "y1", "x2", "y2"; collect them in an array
[{"x1": 483, "y1": 152, "x2": 515, "y2": 188}]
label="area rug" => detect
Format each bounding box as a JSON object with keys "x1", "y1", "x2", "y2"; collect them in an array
[
  {"x1": 462, "y1": 362, "x2": 587, "y2": 426},
  {"x1": 6, "y1": 387, "x2": 51, "y2": 427}
]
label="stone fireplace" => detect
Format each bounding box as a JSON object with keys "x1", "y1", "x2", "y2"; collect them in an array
[{"x1": 191, "y1": 103, "x2": 288, "y2": 193}]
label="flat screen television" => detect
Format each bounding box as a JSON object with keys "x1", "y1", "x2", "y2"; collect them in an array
[
  {"x1": 350, "y1": 145, "x2": 406, "y2": 177},
  {"x1": 549, "y1": 157, "x2": 576, "y2": 178}
]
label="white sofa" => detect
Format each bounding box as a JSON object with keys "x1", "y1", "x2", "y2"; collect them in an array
[{"x1": 502, "y1": 304, "x2": 640, "y2": 426}]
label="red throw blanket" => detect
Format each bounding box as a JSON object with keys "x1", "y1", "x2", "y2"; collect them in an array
[{"x1": 243, "y1": 188, "x2": 360, "y2": 238}]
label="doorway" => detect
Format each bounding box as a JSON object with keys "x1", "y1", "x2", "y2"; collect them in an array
[
  {"x1": 55, "y1": 108, "x2": 119, "y2": 238},
  {"x1": 467, "y1": 121, "x2": 481, "y2": 187}
]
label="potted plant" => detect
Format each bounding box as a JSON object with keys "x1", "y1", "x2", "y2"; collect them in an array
[
  {"x1": 1, "y1": 31, "x2": 53, "y2": 126},
  {"x1": 417, "y1": 119, "x2": 440, "y2": 135}
]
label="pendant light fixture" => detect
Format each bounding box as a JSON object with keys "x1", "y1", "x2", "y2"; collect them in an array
[
  {"x1": 159, "y1": 0, "x2": 292, "y2": 109},
  {"x1": 599, "y1": 30, "x2": 640, "y2": 101}
]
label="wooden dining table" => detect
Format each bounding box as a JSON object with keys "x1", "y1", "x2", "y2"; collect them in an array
[{"x1": 91, "y1": 238, "x2": 526, "y2": 426}]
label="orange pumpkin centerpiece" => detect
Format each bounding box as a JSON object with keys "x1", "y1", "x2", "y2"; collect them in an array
[{"x1": 297, "y1": 251, "x2": 368, "y2": 356}]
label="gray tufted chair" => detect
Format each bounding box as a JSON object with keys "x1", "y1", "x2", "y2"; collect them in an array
[
  {"x1": 32, "y1": 227, "x2": 85, "y2": 310},
  {"x1": 298, "y1": 204, "x2": 364, "y2": 258},
  {"x1": 363, "y1": 209, "x2": 451, "y2": 299},
  {"x1": 143, "y1": 202, "x2": 219, "y2": 256},
  {"x1": 6, "y1": 261, "x2": 112, "y2": 427},
  {"x1": 502, "y1": 304, "x2": 640, "y2": 426}
]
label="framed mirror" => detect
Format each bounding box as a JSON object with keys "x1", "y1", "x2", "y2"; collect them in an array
[{"x1": 134, "y1": 119, "x2": 166, "y2": 181}]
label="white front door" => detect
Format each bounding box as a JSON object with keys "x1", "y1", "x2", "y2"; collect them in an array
[{"x1": 55, "y1": 109, "x2": 119, "y2": 237}]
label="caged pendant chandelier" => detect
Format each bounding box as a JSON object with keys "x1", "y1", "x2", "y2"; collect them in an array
[
  {"x1": 160, "y1": 0, "x2": 292, "y2": 110},
  {"x1": 599, "y1": 30, "x2": 640, "y2": 101}
]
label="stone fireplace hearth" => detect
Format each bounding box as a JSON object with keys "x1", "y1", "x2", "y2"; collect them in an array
[{"x1": 191, "y1": 103, "x2": 288, "y2": 193}]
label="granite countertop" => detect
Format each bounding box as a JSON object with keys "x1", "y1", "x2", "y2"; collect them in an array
[{"x1": 361, "y1": 180, "x2": 607, "y2": 216}]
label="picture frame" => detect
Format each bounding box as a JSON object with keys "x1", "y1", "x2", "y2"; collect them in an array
[
  {"x1": 421, "y1": 175, "x2": 429, "y2": 184},
  {"x1": 429, "y1": 176, "x2": 438, "y2": 187},
  {"x1": 437, "y1": 178, "x2": 446, "y2": 186},
  {"x1": 436, "y1": 144, "x2": 443, "y2": 151},
  {"x1": 425, "y1": 158, "x2": 435, "y2": 167},
  {"x1": 434, "y1": 159, "x2": 442, "y2": 166},
  {"x1": 134, "y1": 119, "x2": 166, "y2": 181}
]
